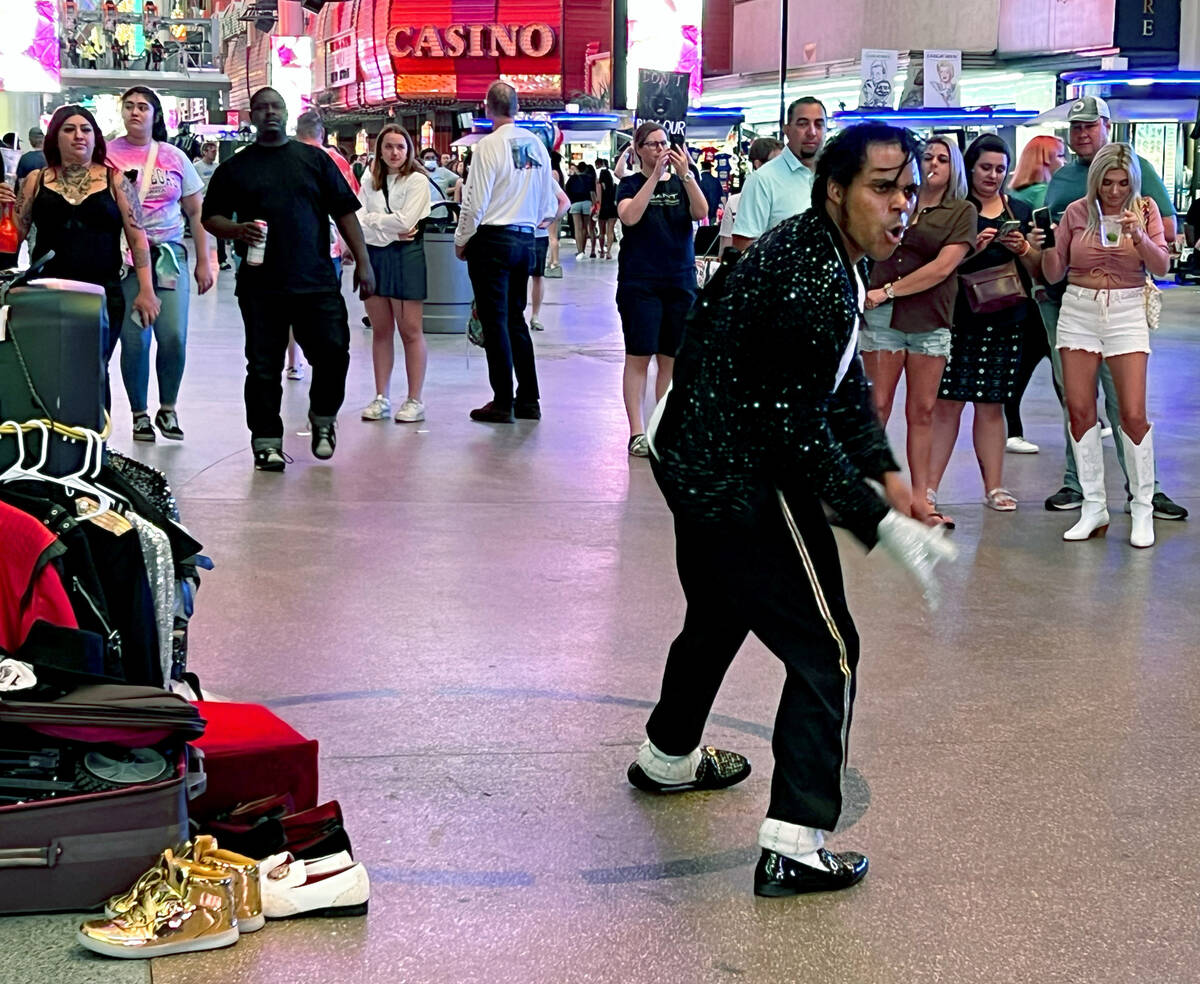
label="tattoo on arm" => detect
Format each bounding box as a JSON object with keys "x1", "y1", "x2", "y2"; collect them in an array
[
  {"x1": 116, "y1": 174, "x2": 151, "y2": 269},
  {"x1": 16, "y1": 173, "x2": 36, "y2": 238},
  {"x1": 117, "y1": 174, "x2": 147, "y2": 230}
]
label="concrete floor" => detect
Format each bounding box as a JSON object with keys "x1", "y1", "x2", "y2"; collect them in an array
[{"x1": 5, "y1": 252, "x2": 1200, "y2": 984}]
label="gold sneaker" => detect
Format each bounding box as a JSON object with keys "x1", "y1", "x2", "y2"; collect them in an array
[
  {"x1": 104, "y1": 836, "x2": 264, "y2": 932},
  {"x1": 78, "y1": 850, "x2": 239, "y2": 959},
  {"x1": 104, "y1": 840, "x2": 193, "y2": 918},
  {"x1": 191, "y1": 835, "x2": 265, "y2": 933}
]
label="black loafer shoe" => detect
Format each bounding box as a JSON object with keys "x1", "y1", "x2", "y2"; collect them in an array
[
  {"x1": 514, "y1": 401, "x2": 541, "y2": 420},
  {"x1": 754, "y1": 848, "x2": 868, "y2": 897},
  {"x1": 470, "y1": 401, "x2": 515, "y2": 423},
  {"x1": 627, "y1": 745, "x2": 751, "y2": 793},
  {"x1": 1044, "y1": 486, "x2": 1083, "y2": 511}
]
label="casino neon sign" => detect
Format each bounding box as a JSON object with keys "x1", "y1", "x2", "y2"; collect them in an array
[{"x1": 386, "y1": 23, "x2": 557, "y2": 59}]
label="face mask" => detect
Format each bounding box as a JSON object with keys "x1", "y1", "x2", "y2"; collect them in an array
[{"x1": 424, "y1": 159, "x2": 437, "y2": 170}]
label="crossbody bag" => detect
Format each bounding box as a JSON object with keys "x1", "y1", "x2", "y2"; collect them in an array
[{"x1": 960, "y1": 196, "x2": 1028, "y2": 315}]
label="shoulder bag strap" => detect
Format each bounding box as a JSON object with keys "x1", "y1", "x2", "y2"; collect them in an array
[
  {"x1": 138, "y1": 141, "x2": 158, "y2": 203},
  {"x1": 380, "y1": 173, "x2": 392, "y2": 214}
]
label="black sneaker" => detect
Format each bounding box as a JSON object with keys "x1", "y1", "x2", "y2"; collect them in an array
[
  {"x1": 132, "y1": 414, "x2": 156, "y2": 442},
  {"x1": 155, "y1": 409, "x2": 184, "y2": 441},
  {"x1": 1044, "y1": 486, "x2": 1083, "y2": 511},
  {"x1": 1124, "y1": 491, "x2": 1190, "y2": 520},
  {"x1": 311, "y1": 420, "x2": 337, "y2": 460},
  {"x1": 219, "y1": 262, "x2": 233, "y2": 271},
  {"x1": 626, "y1": 746, "x2": 751, "y2": 793},
  {"x1": 469, "y1": 401, "x2": 515, "y2": 423},
  {"x1": 253, "y1": 447, "x2": 289, "y2": 472},
  {"x1": 753, "y1": 848, "x2": 868, "y2": 897},
  {"x1": 514, "y1": 401, "x2": 541, "y2": 420}
]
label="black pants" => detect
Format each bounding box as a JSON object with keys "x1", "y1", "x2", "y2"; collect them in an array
[
  {"x1": 216, "y1": 238, "x2": 227, "y2": 264},
  {"x1": 237, "y1": 289, "x2": 349, "y2": 441},
  {"x1": 646, "y1": 480, "x2": 860, "y2": 831},
  {"x1": 1004, "y1": 306, "x2": 1061, "y2": 438},
  {"x1": 466, "y1": 227, "x2": 538, "y2": 409}
]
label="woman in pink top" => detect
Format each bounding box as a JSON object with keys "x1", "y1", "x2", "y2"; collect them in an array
[{"x1": 1040, "y1": 143, "x2": 1169, "y2": 547}]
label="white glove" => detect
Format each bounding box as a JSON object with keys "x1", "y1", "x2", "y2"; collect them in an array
[{"x1": 875, "y1": 509, "x2": 958, "y2": 610}]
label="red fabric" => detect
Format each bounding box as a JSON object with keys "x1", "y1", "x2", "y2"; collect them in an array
[
  {"x1": 323, "y1": 146, "x2": 360, "y2": 194},
  {"x1": 189, "y1": 701, "x2": 319, "y2": 820},
  {"x1": 0, "y1": 502, "x2": 78, "y2": 652}
]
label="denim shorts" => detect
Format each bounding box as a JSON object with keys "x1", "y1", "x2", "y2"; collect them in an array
[
  {"x1": 1057, "y1": 285, "x2": 1151, "y2": 357},
  {"x1": 859, "y1": 303, "x2": 952, "y2": 358},
  {"x1": 567, "y1": 201, "x2": 592, "y2": 215}
]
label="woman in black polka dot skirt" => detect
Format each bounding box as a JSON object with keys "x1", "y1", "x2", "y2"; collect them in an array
[{"x1": 928, "y1": 134, "x2": 1042, "y2": 512}]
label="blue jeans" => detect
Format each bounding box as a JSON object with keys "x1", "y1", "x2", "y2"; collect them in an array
[
  {"x1": 1037, "y1": 295, "x2": 1161, "y2": 495},
  {"x1": 119, "y1": 241, "x2": 189, "y2": 413}
]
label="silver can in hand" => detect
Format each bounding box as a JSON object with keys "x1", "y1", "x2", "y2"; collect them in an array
[{"x1": 246, "y1": 220, "x2": 268, "y2": 266}]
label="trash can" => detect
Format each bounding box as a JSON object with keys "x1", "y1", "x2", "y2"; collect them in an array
[{"x1": 422, "y1": 202, "x2": 471, "y2": 334}]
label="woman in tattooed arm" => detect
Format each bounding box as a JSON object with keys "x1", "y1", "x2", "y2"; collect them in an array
[{"x1": 15, "y1": 104, "x2": 160, "y2": 405}]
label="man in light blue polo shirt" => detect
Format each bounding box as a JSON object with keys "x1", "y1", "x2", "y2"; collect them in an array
[{"x1": 731, "y1": 97, "x2": 826, "y2": 249}]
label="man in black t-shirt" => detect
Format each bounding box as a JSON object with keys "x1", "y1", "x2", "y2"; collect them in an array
[{"x1": 202, "y1": 87, "x2": 375, "y2": 472}]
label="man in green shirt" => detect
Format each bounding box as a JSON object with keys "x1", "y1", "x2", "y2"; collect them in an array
[{"x1": 1039, "y1": 96, "x2": 1187, "y2": 520}]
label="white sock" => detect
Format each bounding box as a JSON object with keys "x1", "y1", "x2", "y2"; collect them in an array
[
  {"x1": 758, "y1": 818, "x2": 828, "y2": 870},
  {"x1": 636, "y1": 739, "x2": 702, "y2": 784}
]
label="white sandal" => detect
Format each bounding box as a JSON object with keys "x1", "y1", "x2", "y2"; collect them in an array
[{"x1": 985, "y1": 488, "x2": 1017, "y2": 512}]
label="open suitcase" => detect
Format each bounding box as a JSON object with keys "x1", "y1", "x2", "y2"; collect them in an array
[{"x1": 0, "y1": 687, "x2": 207, "y2": 914}]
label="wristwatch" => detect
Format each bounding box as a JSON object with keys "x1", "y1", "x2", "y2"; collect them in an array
[
  {"x1": 883, "y1": 282, "x2": 896, "y2": 300},
  {"x1": 680, "y1": 171, "x2": 693, "y2": 183}
]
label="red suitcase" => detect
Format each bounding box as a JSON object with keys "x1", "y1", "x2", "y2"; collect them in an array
[{"x1": 188, "y1": 702, "x2": 318, "y2": 820}]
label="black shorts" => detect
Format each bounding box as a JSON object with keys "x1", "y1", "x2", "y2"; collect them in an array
[
  {"x1": 529, "y1": 237, "x2": 549, "y2": 278},
  {"x1": 616, "y1": 280, "x2": 696, "y2": 357}
]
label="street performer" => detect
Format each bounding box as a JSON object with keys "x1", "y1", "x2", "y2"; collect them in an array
[{"x1": 627, "y1": 123, "x2": 957, "y2": 897}]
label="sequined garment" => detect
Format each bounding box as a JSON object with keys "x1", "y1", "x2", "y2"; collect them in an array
[
  {"x1": 654, "y1": 209, "x2": 898, "y2": 546},
  {"x1": 105, "y1": 450, "x2": 181, "y2": 522}
]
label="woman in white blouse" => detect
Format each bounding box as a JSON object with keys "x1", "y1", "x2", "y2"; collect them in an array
[{"x1": 358, "y1": 125, "x2": 432, "y2": 423}]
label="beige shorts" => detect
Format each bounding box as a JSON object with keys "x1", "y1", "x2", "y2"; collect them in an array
[{"x1": 1057, "y1": 285, "x2": 1151, "y2": 358}]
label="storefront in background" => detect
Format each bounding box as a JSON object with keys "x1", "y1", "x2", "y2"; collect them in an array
[{"x1": 312, "y1": 0, "x2": 569, "y2": 112}]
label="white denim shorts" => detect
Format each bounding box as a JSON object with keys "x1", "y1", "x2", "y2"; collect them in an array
[{"x1": 1057, "y1": 285, "x2": 1151, "y2": 358}]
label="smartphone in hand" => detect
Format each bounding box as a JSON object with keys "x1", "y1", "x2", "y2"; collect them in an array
[
  {"x1": 1032, "y1": 207, "x2": 1055, "y2": 248},
  {"x1": 999, "y1": 219, "x2": 1023, "y2": 236}
]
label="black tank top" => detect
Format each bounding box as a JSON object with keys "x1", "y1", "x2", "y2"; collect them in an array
[{"x1": 31, "y1": 168, "x2": 124, "y2": 287}]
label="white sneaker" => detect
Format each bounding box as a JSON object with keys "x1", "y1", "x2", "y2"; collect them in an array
[
  {"x1": 286, "y1": 364, "x2": 305, "y2": 381},
  {"x1": 1005, "y1": 436, "x2": 1039, "y2": 454},
  {"x1": 1100, "y1": 425, "x2": 1113, "y2": 439},
  {"x1": 530, "y1": 319, "x2": 545, "y2": 332},
  {"x1": 575, "y1": 251, "x2": 585, "y2": 260},
  {"x1": 361, "y1": 395, "x2": 391, "y2": 420},
  {"x1": 394, "y1": 397, "x2": 426, "y2": 423},
  {"x1": 260, "y1": 854, "x2": 369, "y2": 919}
]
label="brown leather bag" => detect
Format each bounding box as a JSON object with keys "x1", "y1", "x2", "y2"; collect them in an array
[{"x1": 960, "y1": 198, "x2": 1028, "y2": 314}]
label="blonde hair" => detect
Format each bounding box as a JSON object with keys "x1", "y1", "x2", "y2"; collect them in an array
[
  {"x1": 1084, "y1": 143, "x2": 1143, "y2": 238},
  {"x1": 922, "y1": 136, "x2": 967, "y2": 202}
]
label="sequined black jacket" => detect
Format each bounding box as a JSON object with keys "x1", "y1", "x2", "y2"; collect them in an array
[{"x1": 653, "y1": 208, "x2": 899, "y2": 546}]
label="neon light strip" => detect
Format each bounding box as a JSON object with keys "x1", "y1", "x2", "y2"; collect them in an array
[
  {"x1": 1062, "y1": 71, "x2": 1200, "y2": 86},
  {"x1": 832, "y1": 109, "x2": 1040, "y2": 124}
]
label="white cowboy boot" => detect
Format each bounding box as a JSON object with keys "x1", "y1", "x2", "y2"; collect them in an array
[
  {"x1": 1118, "y1": 424, "x2": 1155, "y2": 548},
  {"x1": 1064, "y1": 423, "x2": 1109, "y2": 540}
]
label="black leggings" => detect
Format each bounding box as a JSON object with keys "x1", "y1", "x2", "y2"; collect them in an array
[{"x1": 1004, "y1": 306, "x2": 1062, "y2": 438}]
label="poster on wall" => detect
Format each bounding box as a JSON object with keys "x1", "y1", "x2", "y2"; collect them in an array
[
  {"x1": 858, "y1": 50, "x2": 899, "y2": 109},
  {"x1": 0, "y1": 0, "x2": 61, "y2": 94},
  {"x1": 923, "y1": 49, "x2": 961, "y2": 108},
  {"x1": 636, "y1": 68, "x2": 690, "y2": 146},
  {"x1": 270, "y1": 36, "x2": 315, "y2": 132},
  {"x1": 627, "y1": 0, "x2": 702, "y2": 109}
]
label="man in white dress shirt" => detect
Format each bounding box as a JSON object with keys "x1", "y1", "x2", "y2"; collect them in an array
[{"x1": 455, "y1": 81, "x2": 560, "y2": 423}]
